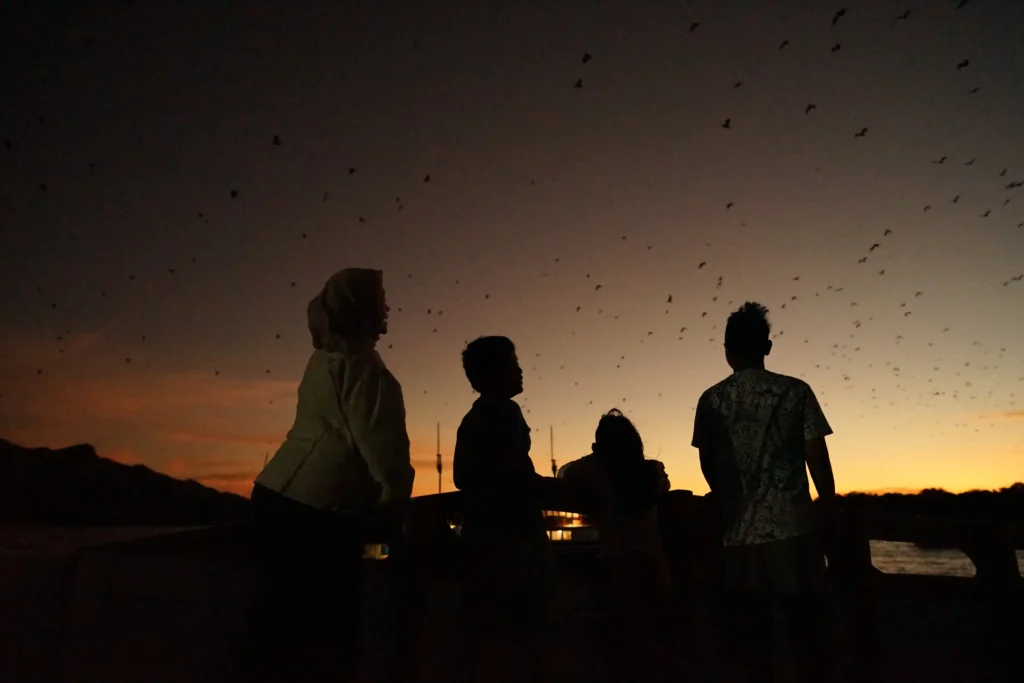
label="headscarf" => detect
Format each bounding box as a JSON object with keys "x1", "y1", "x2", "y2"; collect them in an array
[{"x1": 307, "y1": 268, "x2": 385, "y2": 351}]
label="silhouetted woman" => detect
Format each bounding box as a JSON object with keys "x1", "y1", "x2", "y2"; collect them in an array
[
  {"x1": 558, "y1": 409, "x2": 675, "y2": 683},
  {"x1": 237, "y1": 267, "x2": 414, "y2": 683}
]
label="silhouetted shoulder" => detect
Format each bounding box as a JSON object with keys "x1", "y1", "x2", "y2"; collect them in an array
[
  {"x1": 698, "y1": 378, "x2": 731, "y2": 407},
  {"x1": 767, "y1": 370, "x2": 817, "y2": 396},
  {"x1": 459, "y1": 396, "x2": 525, "y2": 433}
]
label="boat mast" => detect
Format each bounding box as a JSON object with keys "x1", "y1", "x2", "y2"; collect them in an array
[
  {"x1": 550, "y1": 425, "x2": 557, "y2": 477},
  {"x1": 436, "y1": 421, "x2": 442, "y2": 494}
]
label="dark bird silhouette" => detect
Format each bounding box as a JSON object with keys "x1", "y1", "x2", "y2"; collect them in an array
[
  {"x1": 722, "y1": 118, "x2": 731, "y2": 129},
  {"x1": 272, "y1": 135, "x2": 281, "y2": 146},
  {"x1": 805, "y1": 103, "x2": 817, "y2": 114},
  {"x1": 923, "y1": 205, "x2": 931, "y2": 211},
  {"x1": 230, "y1": 190, "x2": 239, "y2": 199},
  {"x1": 869, "y1": 243, "x2": 880, "y2": 251},
  {"x1": 582, "y1": 53, "x2": 592, "y2": 64},
  {"x1": 667, "y1": 295, "x2": 673, "y2": 303},
  {"x1": 956, "y1": 0, "x2": 971, "y2": 8},
  {"x1": 779, "y1": 39, "x2": 789, "y2": 49},
  {"x1": 424, "y1": 174, "x2": 430, "y2": 183},
  {"x1": 698, "y1": 261, "x2": 706, "y2": 269},
  {"x1": 965, "y1": 158, "x2": 976, "y2": 166},
  {"x1": 349, "y1": 168, "x2": 356, "y2": 174},
  {"x1": 854, "y1": 127, "x2": 868, "y2": 137},
  {"x1": 951, "y1": 194, "x2": 960, "y2": 203},
  {"x1": 831, "y1": 8, "x2": 847, "y2": 26},
  {"x1": 999, "y1": 168, "x2": 1007, "y2": 177},
  {"x1": 726, "y1": 202, "x2": 734, "y2": 209},
  {"x1": 933, "y1": 156, "x2": 947, "y2": 164},
  {"x1": 878, "y1": 270, "x2": 886, "y2": 275},
  {"x1": 574, "y1": 78, "x2": 583, "y2": 89},
  {"x1": 858, "y1": 257, "x2": 868, "y2": 264},
  {"x1": 968, "y1": 86, "x2": 980, "y2": 94},
  {"x1": 689, "y1": 22, "x2": 699, "y2": 32},
  {"x1": 980, "y1": 209, "x2": 990, "y2": 218},
  {"x1": 831, "y1": 43, "x2": 842, "y2": 52},
  {"x1": 896, "y1": 9, "x2": 911, "y2": 21},
  {"x1": 956, "y1": 59, "x2": 969, "y2": 70},
  {"x1": 883, "y1": 229, "x2": 892, "y2": 236}
]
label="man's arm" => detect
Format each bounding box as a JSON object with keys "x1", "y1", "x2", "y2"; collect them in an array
[
  {"x1": 802, "y1": 386, "x2": 836, "y2": 501},
  {"x1": 805, "y1": 437, "x2": 836, "y2": 500},
  {"x1": 345, "y1": 365, "x2": 415, "y2": 503},
  {"x1": 692, "y1": 395, "x2": 720, "y2": 492}
]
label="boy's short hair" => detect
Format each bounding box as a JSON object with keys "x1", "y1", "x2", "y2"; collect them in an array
[
  {"x1": 725, "y1": 301, "x2": 771, "y2": 354},
  {"x1": 462, "y1": 336, "x2": 515, "y2": 393}
]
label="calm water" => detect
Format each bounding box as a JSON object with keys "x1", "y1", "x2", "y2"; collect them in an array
[{"x1": 869, "y1": 540, "x2": 1024, "y2": 577}]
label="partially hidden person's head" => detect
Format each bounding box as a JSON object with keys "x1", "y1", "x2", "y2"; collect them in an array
[
  {"x1": 724, "y1": 301, "x2": 772, "y2": 371},
  {"x1": 592, "y1": 408, "x2": 658, "y2": 513},
  {"x1": 307, "y1": 268, "x2": 389, "y2": 351},
  {"x1": 592, "y1": 409, "x2": 644, "y2": 463},
  {"x1": 461, "y1": 335, "x2": 523, "y2": 399}
]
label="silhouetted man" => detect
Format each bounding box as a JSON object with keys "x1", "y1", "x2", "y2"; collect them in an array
[
  {"x1": 691, "y1": 302, "x2": 837, "y2": 683},
  {"x1": 453, "y1": 335, "x2": 553, "y2": 683}
]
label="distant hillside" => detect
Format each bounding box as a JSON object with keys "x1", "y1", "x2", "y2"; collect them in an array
[
  {"x1": 840, "y1": 484, "x2": 1024, "y2": 522},
  {"x1": 0, "y1": 439, "x2": 252, "y2": 525}
]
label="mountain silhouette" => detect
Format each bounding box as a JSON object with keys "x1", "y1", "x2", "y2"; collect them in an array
[{"x1": 0, "y1": 439, "x2": 251, "y2": 525}]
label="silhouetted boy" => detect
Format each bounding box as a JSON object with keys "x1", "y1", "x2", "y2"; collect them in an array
[
  {"x1": 692, "y1": 302, "x2": 838, "y2": 683},
  {"x1": 453, "y1": 335, "x2": 553, "y2": 682}
]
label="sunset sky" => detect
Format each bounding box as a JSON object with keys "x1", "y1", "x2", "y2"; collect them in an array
[{"x1": 1, "y1": 0, "x2": 1022, "y2": 499}]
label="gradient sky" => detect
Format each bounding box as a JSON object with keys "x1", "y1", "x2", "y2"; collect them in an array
[{"x1": 2, "y1": 0, "x2": 1022, "y2": 498}]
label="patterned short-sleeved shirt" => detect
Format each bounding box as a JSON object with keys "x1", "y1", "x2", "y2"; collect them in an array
[{"x1": 692, "y1": 369, "x2": 832, "y2": 546}]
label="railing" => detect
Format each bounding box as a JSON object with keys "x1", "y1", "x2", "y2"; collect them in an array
[
  {"x1": 28, "y1": 489, "x2": 1021, "y2": 682},
  {"x1": 396, "y1": 489, "x2": 1022, "y2": 682}
]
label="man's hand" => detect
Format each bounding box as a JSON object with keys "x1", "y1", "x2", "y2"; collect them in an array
[{"x1": 652, "y1": 461, "x2": 671, "y2": 492}]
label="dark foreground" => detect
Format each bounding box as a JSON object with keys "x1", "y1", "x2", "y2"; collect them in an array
[{"x1": 1, "y1": 491, "x2": 1021, "y2": 683}]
